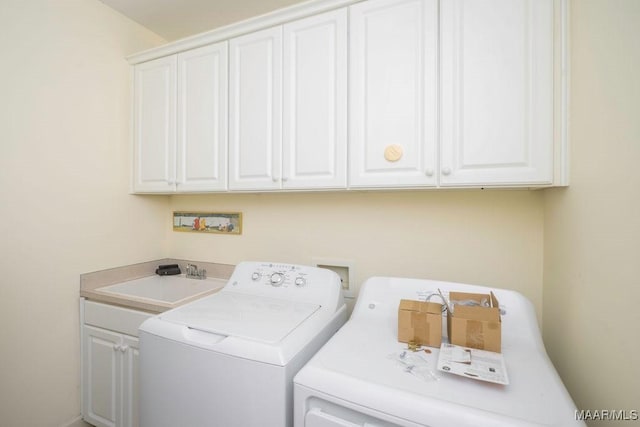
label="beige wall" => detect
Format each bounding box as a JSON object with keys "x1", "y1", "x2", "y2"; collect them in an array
[
  {"x1": 543, "y1": 0, "x2": 640, "y2": 422},
  {"x1": 0, "y1": 1, "x2": 167, "y2": 425},
  {"x1": 169, "y1": 191, "x2": 545, "y2": 317}
]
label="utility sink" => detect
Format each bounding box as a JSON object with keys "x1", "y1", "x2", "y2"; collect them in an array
[{"x1": 96, "y1": 275, "x2": 227, "y2": 305}]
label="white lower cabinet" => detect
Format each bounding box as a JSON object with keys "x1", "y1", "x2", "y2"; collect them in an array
[{"x1": 81, "y1": 300, "x2": 151, "y2": 427}]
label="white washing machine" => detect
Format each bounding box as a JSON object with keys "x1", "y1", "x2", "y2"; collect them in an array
[
  {"x1": 294, "y1": 277, "x2": 585, "y2": 427},
  {"x1": 139, "y1": 261, "x2": 346, "y2": 427}
]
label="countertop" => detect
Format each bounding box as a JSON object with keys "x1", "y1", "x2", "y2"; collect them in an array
[{"x1": 80, "y1": 259, "x2": 234, "y2": 313}]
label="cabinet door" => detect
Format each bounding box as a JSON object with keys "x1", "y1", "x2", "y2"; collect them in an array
[
  {"x1": 176, "y1": 42, "x2": 228, "y2": 192},
  {"x1": 282, "y1": 9, "x2": 347, "y2": 189},
  {"x1": 132, "y1": 56, "x2": 177, "y2": 193},
  {"x1": 229, "y1": 27, "x2": 282, "y2": 190},
  {"x1": 121, "y1": 335, "x2": 141, "y2": 427},
  {"x1": 440, "y1": 0, "x2": 554, "y2": 186},
  {"x1": 349, "y1": 0, "x2": 438, "y2": 188},
  {"x1": 83, "y1": 325, "x2": 122, "y2": 427}
]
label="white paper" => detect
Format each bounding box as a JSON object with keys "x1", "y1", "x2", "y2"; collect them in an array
[{"x1": 437, "y1": 343, "x2": 509, "y2": 385}]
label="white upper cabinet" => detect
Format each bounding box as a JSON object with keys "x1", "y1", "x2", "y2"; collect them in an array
[
  {"x1": 282, "y1": 9, "x2": 347, "y2": 189},
  {"x1": 129, "y1": 0, "x2": 566, "y2": 192},
  {"x1": 229, "y1": 9, "x2": 347, "y2": 191},
  {"x1": 176, "y1": 42, "x2": 228, "y2": 192},
  {"x1": 132, "y1": 43, "x2": 228, "y2": 193},
  {"x1": 132, "y1": 56, "x2": 176, "y2": 193},
  {"x1": 349, "y1": 0, "x2": 438, "y2": 188},
  {"x1": 440, "y1": 0, "x2": 554, "y2": 186},
  {"x1": 228, "y1": 27, "x2": 283, "y2": 190}
]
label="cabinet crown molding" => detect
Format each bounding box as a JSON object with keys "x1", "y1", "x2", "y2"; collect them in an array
[{"x1": 126, "y1": 0, "x2": 361, "y2": 65}]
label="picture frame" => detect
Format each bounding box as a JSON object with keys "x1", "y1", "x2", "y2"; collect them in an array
[{"x1": 173, "y1": 211, "x2": 242, "y2": 235}]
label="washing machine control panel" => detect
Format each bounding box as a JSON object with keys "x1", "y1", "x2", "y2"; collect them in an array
[
  {"x1": 249, "y1": 263, "x2": 308, "y2": 288},
  {"x1": 226, "y1": 261, "x2": 343, "y2": 307}
]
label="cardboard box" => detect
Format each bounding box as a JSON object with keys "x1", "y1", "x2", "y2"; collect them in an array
[
  {"x1": 398, "y1": 299, "x2": 443, "y2": 348},
  {"x1": 447, "y1": 291, "x2": 501, "y2": 353}
]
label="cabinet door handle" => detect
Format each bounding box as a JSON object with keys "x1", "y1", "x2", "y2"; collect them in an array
[
  {"x1": 113, "y1": 344, "x2": 121, "y2": 352},
  {"x1": 425, "y1": 168, "x2": 434, "y2": 177},
  {"x1": 120, "y1": 345, "x2": 128, "y2": 353},
  {"x1": 441, "y1": 167, "x2": 451, "y2": 176}
]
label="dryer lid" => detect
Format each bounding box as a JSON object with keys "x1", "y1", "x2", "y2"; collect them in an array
[{"x1": 158, "y1": 291, "x2": 321, "y2": 344}]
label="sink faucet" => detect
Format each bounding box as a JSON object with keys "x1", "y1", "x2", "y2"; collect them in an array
[{"x1": 186, "y1": 263, "x2": 206, "y2": 280}]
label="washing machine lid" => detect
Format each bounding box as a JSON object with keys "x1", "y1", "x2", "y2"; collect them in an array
[{"x1": 158, "y1": 291, "x2": 321, "y2": 344}]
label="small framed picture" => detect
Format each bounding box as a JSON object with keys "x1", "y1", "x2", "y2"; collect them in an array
[{"x1": 173, "y1": 211, "x2": 242, "y2": 235}]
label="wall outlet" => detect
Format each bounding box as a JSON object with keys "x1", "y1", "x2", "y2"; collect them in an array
[{"x1": 312, "y1": 257, "x2": 355, "y2": 298}]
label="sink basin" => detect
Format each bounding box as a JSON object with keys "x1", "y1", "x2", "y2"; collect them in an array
[{"x1": 96, "y1": 275, "x2": 227, "y2": 305}]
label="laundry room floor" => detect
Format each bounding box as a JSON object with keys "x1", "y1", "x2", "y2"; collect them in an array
[{"x1": 68, "y1": 419, "x2": 93, "y2": 427}]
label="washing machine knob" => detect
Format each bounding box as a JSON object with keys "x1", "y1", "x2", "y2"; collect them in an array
[
  {"x1": 270, "y1": 272, "x2": 284, "y2": 286},
  {"x1": 251, "y1": 272, "x2": 260, "y2": 281},
  {"x1": 294, "y1": 277, "x2": 306, "y2": 287}
]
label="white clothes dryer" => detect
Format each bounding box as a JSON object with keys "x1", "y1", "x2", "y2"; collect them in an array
[
  {"x1": 139, "y1": 261, "x2": 346, "y2": 427},
  {"x1": 294, "y1": 276, "x2": 585, "y2": 427}
]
